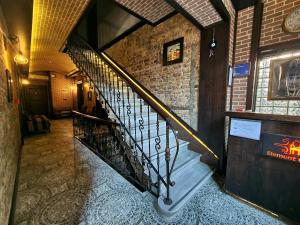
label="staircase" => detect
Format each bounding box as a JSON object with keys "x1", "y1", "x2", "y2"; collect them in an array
[{"x1": 66, "y1": 34, "x2": 218, "y2": 216}]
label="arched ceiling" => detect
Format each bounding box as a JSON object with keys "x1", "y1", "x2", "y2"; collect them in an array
[{"x1": 29, "y1": 0, "x2": 91, "y2": 74}]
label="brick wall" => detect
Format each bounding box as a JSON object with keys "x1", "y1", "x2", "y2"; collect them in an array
[
  {"x1": 51, "y1": 72, "x2": 74, "y2": 112},
  {"x1": 231, "y1": 0, "x2": 300, "y2": 111},
  {"x1": 260, "y1": 0, "x2": 300, "y2": 46},
  {"x1": 106, "y1": 14, "x2": 200, "y2": 129},
  {"x1": 0, "y1": 9, "x2": 22, "y2": 225},
  {"x1": 231, "y1": 7, "x2": 254, "y2": 111}
]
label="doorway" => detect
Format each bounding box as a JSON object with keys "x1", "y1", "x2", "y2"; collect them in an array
[
  {"x1": 77, "y1": 83, "x2": 84, "y2": 111},
  {"x1": 24, "y1": 85, "x2": 50, "y2": 116}
]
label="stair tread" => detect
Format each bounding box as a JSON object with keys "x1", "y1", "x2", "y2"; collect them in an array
[
  {"x1": 148, "y1": 146, "x2": 199, "y2": 178},
  {"x1": 158, "y1": 158, "x2": 213, "y2": 214}
]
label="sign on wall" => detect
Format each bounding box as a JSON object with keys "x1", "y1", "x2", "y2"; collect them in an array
[
  {"x1": 262, "y1": 133, "x2": 300, "y2": 164},
  {"x1": 233, "y1": 63, "x2": 250, "y2": 77},
  {"x1": 230, "y1": 118, "x2": 262, "y2": 140}
]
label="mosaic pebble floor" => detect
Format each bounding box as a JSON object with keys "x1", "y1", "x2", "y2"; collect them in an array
[{"x1": 14, "y1": 119, "x2": 290, "y2": 225}]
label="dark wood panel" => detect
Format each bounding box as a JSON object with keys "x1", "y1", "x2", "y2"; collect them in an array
[
  {"x1": 24, "y1": 85, "x2": 50, "y2": 116},
  {"x1": 259, "y1": 39, "x2": 300, "y2": 58},
  {"x1": 231, "y1": 0, "x2": 257, "y2": 11},
  {"x1": 246, "y1": 1, "x2": 263, "y2": 110},
  {"x1": 198, "y1": 21, "x2": 230, "y2": 171},
  {"x1": 225, "y1": 111, "x2": 300, "y2": 123},
  {"x1": 226, "y1": 119, "x2": 300, "y2": 222}
]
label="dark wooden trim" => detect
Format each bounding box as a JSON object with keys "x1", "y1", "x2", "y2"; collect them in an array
[
  {"x1": 164, "y1": 0, "x2": 204, "y2": 30},
  {"x1": 48, "y1": 73, "x2": 54, "y2": 118},
  {"x1": 113, "y1": 1, "x2": 151, "y2": 24},
  {"x1": 66, "y1": 70, "x2": 81, "y2": 78},
  {"x1": 258, "y1": 39, "x2": 300, "y2": 58},
  {"x1": 198, "y1": 21, "x2": 230, "y2": 171},
  {"x1": 245, "y1": 1, "x2": 263, "y2": 110},
  {"x1": 72, "y1": 111, "x2": 120, "y2": 126},
  {"x1": 66, "y1": 0, "x2": 97, "y2": 46},
  {"x1": 225, "y1": 111, "x2": 300, "y2": 123},
  {"x1": 229, "y1": 10, "x2": 239, "y2": 110},
  {"x1": 99, "y1": 21, "x2": 145, "y2": 51},
  {"x1": 152, "y1": 11, "x2": 178, "y2": 26},
  {"x1": 98, "y1": 9, "x2": 177, "y2": 51},
  {"x1": 231, "y1": 0, "x2": 258, "y2": 11},
  {"x1": 210, "y1": 0, "x2": 230, "y2": 22}
]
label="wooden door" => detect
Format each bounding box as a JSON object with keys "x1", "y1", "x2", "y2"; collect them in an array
[
  {"x1": 77, "y1": 83, "x2": 84, "y2": 111},
  {"x1": 24, "y1": 85, "x2": 49, "y2": 115}
]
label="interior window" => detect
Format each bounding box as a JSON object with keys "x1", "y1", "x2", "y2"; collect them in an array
[{"x1": 254, "y1": 51, "x2": 300, "y2": 115}]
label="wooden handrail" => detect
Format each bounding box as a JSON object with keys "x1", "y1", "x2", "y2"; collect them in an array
[{"x1": 72, "y1": 111, "x2": 120, "y2": 126}]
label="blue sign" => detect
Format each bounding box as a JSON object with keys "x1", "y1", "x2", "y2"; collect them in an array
[{"x1": 233, "y1": 63, "x2": 250, "y2": 77}]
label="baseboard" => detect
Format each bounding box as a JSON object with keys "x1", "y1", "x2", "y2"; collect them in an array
[{"x1": 8, "y1": 143, "x2": 23, "y2": 225}]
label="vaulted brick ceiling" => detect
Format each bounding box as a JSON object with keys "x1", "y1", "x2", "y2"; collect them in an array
[
  {"x1": 115, "y1": 0, "x2": 175, "y2": 24},
  {"x1": 115, "y1": 0, "x2": 222, "y2": 27},
  {"x1": 30, "y1": 0, "x2": 91, "y2": 74},
  {"x1": 173, "y1": 0, "x2": 222, "y2": 27}
]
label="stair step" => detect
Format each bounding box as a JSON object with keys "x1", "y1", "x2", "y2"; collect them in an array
[
  {"x1": 139, "y1": 138, "x2": 188, "y2": 158},
  {"x1": 137, "y1": 133, "x2": 177, "y2": 150},
  {"x1": 148, "y1": 146, "x2": 199, "y2": 178},
  {"x1": 133, "y1": 123, "x2": 167, "y2": 140},
  {"x1": 157, "y1": 158, "x2": 213, "y2": 217}
]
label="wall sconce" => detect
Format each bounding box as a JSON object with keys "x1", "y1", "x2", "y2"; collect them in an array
[
  {"x1": 9, "y1": 35, "x2": 29, "y2": 65},
  {"x1": 14, "y1": 51, "x2": 28, "y2": 65},
  {"x1": 21, "y1": 79, "x2": 30, "y2": 85}
]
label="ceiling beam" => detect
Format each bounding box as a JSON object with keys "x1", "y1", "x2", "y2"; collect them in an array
[
  {"x1": 231, "y1": 0, "x2": 258, "y2": 11},
  {"x1": 210, "y1": 0, "x2": 230, "y2": 23},
  {"x1": 164, "y1": 0, "x2": 204, "y2": 30}
]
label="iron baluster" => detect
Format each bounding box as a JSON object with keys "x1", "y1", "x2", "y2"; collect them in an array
[
  {"x1": 107, "y1": 67, "x2": 113, "y2": 109},
  {"x1": 164, "y1": 121, "x2": 172, "y2": 205},
  {"x1": 126, "y1": 85, "x2": 132, "y2": 141},
  {"x1": 133, "y1": 91, "x2": 139, "y2": 180},
  {"x1": 116, "y1": 74, "x2": 121, "y2": 120},
  {"x1": 112, "y1": 71, "x2": 116, "y2": 113},
  {"x1": 147, "y1": 105, "x2": 152, "y2": 189},
  {"x1": 102, "y1": 64, "x2": 107, "y2": 100},
  {"x1": 121, "y1": 78, "x2": 126, "y2": 140},
  {"x1": 155, "y1": 113, "x2": 161, "y2": 195}
]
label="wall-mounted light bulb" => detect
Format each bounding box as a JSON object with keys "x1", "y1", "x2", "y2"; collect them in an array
[
  {"x1": 14, "y1": 51, "x2": 28, "y2": 65},
  {"x1": 22, "y1": 79, "x2": 30, "y2": 85}
]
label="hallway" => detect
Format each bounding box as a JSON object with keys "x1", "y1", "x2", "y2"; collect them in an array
[{"x1": 13, "y1": 119, "x2": 287, "y2": 225}]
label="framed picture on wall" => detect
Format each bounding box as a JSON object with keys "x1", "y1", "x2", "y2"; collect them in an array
[
  {"x1": 163, "y1": 37, "x2": 184, "y2": 66},
  {"x1": 268, "y1": 56, "x2": 300, "y2": 100},
  {"x1": 6, "y1": 69, "x2": 13, "y2": 102}
]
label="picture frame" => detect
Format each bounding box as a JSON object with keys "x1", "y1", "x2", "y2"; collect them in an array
[
  {"x1": 163, "y1": 37, "x2": 184, "y2": 66},
  {"x1": 268, "y1": 56, "x2": 300, "y2": 100},
  {"x1": 6, "y1": 69, "x2": 13, "y2": 102}
]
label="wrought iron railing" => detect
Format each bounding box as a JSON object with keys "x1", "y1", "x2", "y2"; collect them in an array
[
  {"x1": 67, "y1": 33, "x2": 217, "y2": 204},
  {"x1": 73, "y1": 111, "x2": 148, "y2": 190},
  {"x1": 67, "y1": 34, "x2": 181, "y2": 203}
]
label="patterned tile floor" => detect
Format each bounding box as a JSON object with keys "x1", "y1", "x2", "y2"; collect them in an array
[{"x1": 14, "y1": 119, "x2": 290, "y2": 225}]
